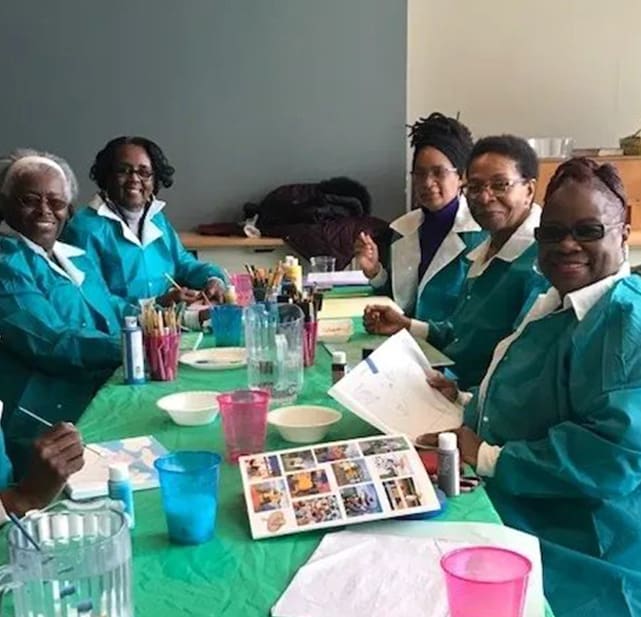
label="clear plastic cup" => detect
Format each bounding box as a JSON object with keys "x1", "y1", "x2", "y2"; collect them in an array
[
  {"x1": 154, "y1": 451, "x2": 221, "y2": 545},
  {"x1": 310, "y1": 255, "x2": 336, "y2": 273},
  {"x1": 440, "y1": 546, "x2": 532, "y2": 617},
  {"x1": 217, "y1": 389, "x2": 270, "y2": 463},
  {"x1": 211, "y1": 304, "x2": 244, "y2": 346}
]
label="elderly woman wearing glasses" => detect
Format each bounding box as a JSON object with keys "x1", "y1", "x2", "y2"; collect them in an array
[
  {"x1": 0, "y1": 149, "x2": 122, "y2": 474},
  {"x1": 365, "y1": 135, "x2": 547, "y2": 388},
  {"x1": 62, "y1": 136, "x2": 227, "y2": 309},
  {"x1": 355, "y1": 113, "x2": 486, "y2": 322},
  {"x1": 418, "y1": 158, "x2": 641, "y2": 617}
]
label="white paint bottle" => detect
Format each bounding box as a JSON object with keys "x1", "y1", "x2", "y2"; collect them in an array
[{"x1": 437, "y1": 432, "x2": 460, "y2": 497}]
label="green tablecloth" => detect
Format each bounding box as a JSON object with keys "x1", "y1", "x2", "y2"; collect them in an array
[{"x1": 1, "y1": 329, "x2": 553, "y2": 616}]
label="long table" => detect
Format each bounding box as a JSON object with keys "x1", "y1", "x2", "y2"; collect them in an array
[{"x1": 1, "y1": 328, "x2": 553, "y2": 616}]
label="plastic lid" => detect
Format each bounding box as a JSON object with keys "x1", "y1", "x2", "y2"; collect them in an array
[
  {"x1": 332, "y1": 351, "x2": 347, "y2": 364},
  {"x1": 438, "y1": 432, "x2": 457, "y2": 451},
  {"x1": 124, "y1": 316, "x2": 138, "y2": 327},
  {"x1": 109, "y1": 462, "x2": 130, "y2": 481}
]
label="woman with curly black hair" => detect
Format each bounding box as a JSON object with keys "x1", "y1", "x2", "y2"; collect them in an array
[
  {"x1": 354, "y1": 112, "x2": 486, "y2": 322},
  {"x1": 62, "y1": 137, "x2": 226, "y2": 308}
]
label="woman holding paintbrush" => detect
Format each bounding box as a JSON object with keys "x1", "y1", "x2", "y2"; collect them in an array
[
  {"x1": 62, "y1": 136, "x2": 227, "y2": 308},
  {"x1": 0, "y1": 149, "x2": 123, "y2": 475}
]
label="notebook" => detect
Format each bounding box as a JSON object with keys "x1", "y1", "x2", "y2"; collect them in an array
[{"x1": 65, "y1": 435, "x2": 167, "y2": 500}]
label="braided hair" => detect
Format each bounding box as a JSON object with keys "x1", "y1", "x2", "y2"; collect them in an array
[
  {"x1": 408, "y1": 112, "x2": 473, "y2": 174},
  {"x1": 90, "y1": 136, "x2": 175, "y2": 195},
  {"x1": 544, "y1": 157, "x2": 627, "y2": 220}
]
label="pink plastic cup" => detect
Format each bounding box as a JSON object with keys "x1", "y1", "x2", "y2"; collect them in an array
[
  {"x1": 230, "y1": 273, "x2": 255, "y2": 307},
  {"x1": 440, "y1": 546, "x2": 532, "y2": 617},
  {"x1": 217, "y1": 389, "x2": 270, "y2": 463}
]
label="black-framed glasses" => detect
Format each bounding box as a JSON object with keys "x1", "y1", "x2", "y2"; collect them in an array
[
  {"x1": 113, "y1": 165, "x2": 154, "y2": 180},
  {"x1": 16, "y1": 193, "x2": 69, "y2": 212},
  {"x1": 463, "y1": 178, "x2": 527, "y2": 198},
  {"x1": 410, "y1": 166, "x2": 458, "y2": 183},
  {"x1": 534, "y1": 222, "x2": 624, "y2": 244}
]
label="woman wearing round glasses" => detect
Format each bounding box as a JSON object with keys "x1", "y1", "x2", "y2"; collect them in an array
[
  {"x1": 354, "y1": 113, "x2": 486, "y2": 322},
  {"x1": 419, "y1": 158, "x2": 641, "y2": 616},
  {"x1": 365, "y1": 135, "x2": 547, "y2": 389},
  {"x1": 62, "y1": 136, "x2": 227, "y2": 309},
  {"x1": 0, "y1": 149, "x2": 122, "y2": 473}
]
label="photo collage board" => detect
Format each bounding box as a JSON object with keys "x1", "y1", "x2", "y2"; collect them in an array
[{"x1": 239, "y1": 434, "x2": 440, "y2": 539}]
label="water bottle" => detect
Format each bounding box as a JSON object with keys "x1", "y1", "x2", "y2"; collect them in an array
[{"x1": 122, "y1": 316, "x2": 145, "y2": 385}]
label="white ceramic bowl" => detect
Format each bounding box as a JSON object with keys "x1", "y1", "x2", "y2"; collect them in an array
[
  {"x1": 156, "y1": 391, "x2": 220, "y2": 426},
  {"x1": 268, "y1": 405, "x2": 342, "y2": 444},
  {"x1": 317, "y1": 319, "x2": 354, "y2": 343}
]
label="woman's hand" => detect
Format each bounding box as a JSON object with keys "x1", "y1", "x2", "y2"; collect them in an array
[
  {"x1": 156, "y1": 286, "x2": 201, "y2": 306},
  {"x1": 427, "y1": 371, "x2": 459, "y2": 403},
  {"x1": 7, "y1": 423, "x2": 85, "y2": 514},
  {"x1": 416, "y1": 427, "x2": 482, "y2": 467},
  {"x1": 363, "y1": 305, "x2": 411, "y2": 335},
  {"x1": 203, "y1": 278, "x2": 225, "y2": 304},
  {"x1": 354, "y1": 232, "x2": 381, "y2": 279}
]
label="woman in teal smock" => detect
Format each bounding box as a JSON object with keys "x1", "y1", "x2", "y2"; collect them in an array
[
  {"x1": 365, "y1": 135, "x2": 548, "y2": 389},
  {"x1": 62, "y1": 136, "x2": 227, "y2": 308},
  {"x1": 355, "y1": 113, "x2": 486, "y2": 321},
  {"x1": 0, "y1": 150, "x2": 123, "y2": 475},
  {"x1": 419, "y1": 157, "x2": 641, "y2": 617}
]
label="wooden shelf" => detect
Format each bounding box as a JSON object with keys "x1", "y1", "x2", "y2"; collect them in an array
[{"x1": 179, "y1": 232, "x2": 285, "y2": 249}]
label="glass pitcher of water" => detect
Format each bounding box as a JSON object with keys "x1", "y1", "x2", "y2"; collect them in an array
[
  {"x1": 244, "y1": 302, "x2": 304, "y2": 405},
  {"x1": 0, "y1": 499, "x2": 133, "y2": 617}
]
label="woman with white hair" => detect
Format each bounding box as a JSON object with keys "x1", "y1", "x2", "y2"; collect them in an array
[{"x1": 0, "y1": 149, "x2": 122, "y2": 475}]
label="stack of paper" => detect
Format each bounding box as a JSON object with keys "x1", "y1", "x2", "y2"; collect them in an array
[{"x1": 306, "y1": 270, "x2": 369, "y2": 287}]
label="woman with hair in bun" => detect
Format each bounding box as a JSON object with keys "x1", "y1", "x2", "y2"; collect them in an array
[
  {"x1": 366, "y1": 134, "x2": 547, "y2": 388},
  {"x1": 355, "y1": 112, "x2": 486, "y2": 322},
  {"x1": 419, "y1": 158, "x2": 641, "y2": 617},
  {"x1": 62, "y1": 136, "x2": 227, "y2": 310}
]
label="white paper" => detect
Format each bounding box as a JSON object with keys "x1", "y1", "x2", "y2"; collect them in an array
[
  {"x1": 328, "y1": 329, "x2": 462, "y2": 439},
  {"x1": 272, "y1": 522, "x2": 544, "y2": 617},
  {"x1": 318, "y1": 295, "x2": 403, "y2": 320},
  {"x1": 307, "y1": 270, "x2": 369, "y2": 286}
]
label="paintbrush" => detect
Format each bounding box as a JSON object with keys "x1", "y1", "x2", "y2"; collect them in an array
[
  {"x1": 17, "y1": 407, "x2": 104, "y2": 457},
  {"x1": 164, "y1": 272, "x2": 182, "y2": 292},
  {"x1": 7, "y1": 512, "x2": 41, "y2": 551}
]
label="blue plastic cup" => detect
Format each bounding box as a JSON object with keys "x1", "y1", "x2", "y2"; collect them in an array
[
  {"x1": 211, "y1": 304, "x2": 244, "y2": 347},
  {"x1": 154, "y1": 451, "x2": 221, "y2": 545}
]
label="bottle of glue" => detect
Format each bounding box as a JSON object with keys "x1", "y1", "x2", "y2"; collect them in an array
[{"x1": 437, "y1": 432, "x2": 460, "y2": 497}]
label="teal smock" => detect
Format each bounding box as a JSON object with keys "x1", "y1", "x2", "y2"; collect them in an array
[
  {"x1": 465, "y1": 273, "x2": 641, "y2": 617},
  {"x1": 0, "y1": 235, "x2": 122, "y2": 476},
  {"x1": 426, "y1": 205, "x2": 548, "y2": 389},
  {"x1": 371, "y1": 196, "x2": 486, "y2": 321},
  {"x1": 0, "y1": 425, "x2": 12, "y2": 491},
  {"x1": 62, "y1": 194, "x2": 226, "y2": 306}
]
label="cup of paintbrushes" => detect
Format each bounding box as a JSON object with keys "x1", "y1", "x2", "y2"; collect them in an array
[
  {"x1": 144, "y1": 330, "x2": 181, "y2": 381},
  {"x1": 297, "y1": 301, "x2": 318, "y2": 367}
]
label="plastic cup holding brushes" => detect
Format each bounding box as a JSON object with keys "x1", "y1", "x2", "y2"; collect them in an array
[{"x1": 141, "y1": 305, "x2": 181, "y2": 381}]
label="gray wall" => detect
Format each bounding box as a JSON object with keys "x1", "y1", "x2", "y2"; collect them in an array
[{"x1": 0, "y1": 1, "x2": 407, "y2": 229}]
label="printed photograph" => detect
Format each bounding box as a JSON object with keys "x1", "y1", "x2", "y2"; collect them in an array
[
  {"x1": 340, "y1": 484, "x2": 382, "y2": 518},
  {"x1": 287, "y1": 469, "x2": 331, "y2": 498},
  {"x1": 358, "y1": 436, "x2": 409, "y2": 456},
  {"x1": 372, "y1": 452, "x2": 411, "y2": 480},
  {"x1": 314, "y1": 442, "x2": 361, "y2": 463},
  {"x1": 281, "y1": 450, "x2": 317, "y2": 472},
  {"x1": 250, "y1": 479, "x2": 289, "y2": 513},
  {"x1": 293, "y1": 495, "x2": 342, "y2": 527},
  {"x1": 331, "y1": 458, "x2": 371, "y2": 486},
  {"x1": 383, "y1": 477, "x2": 422, "y2": 510},
  {"x1": 244, "y1": 455, "x2": 282, "y2": 481}
]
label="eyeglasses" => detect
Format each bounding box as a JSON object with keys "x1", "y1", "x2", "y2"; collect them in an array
[
  {"x1": 534, "y1": 222, "x2": 624, "y2": 244},
  {"x1": 113, "y1": 165, "x2": 154, "y2": 180},
  {"x1": 16, "y1": 193, "x2": 69, "y2": 212},
  {"x1": 463, "y1": 178, "x2": 527, "y2": 198},
  {"x1": 410, "y1": 166, "x2": 458, "y2": 183}
]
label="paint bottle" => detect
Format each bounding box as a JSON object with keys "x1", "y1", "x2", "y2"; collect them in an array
[
  {"x1": 331, "y1": 351, "x2": 347, "y2": 384},
  {"x1": 224, "y1": 284, "x2": 238, "y2": 305},
  {"x1": 108, "y1": 462, "x2": 135, "y2": 529},
  {"x1": 437, "y1": 432, "x2": 460, "y2": 497},
  {"x1": 122, "y1": 316, "x2": 145, "y2": 385}
]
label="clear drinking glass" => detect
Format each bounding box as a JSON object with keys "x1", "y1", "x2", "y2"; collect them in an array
[
  {"x1": 244, "y1": 303, "x2": 304, "y2": 406},
  {"x1": 309, "y1": 256, "x2": 336, "y2": 273},
  {"x1": 0, "y1": 500, "x2": 133, "y2": 617}
]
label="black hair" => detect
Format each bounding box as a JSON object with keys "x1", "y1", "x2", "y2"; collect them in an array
[
  {"x1": 467, "y1": 135, "x2": 539, "y2": 180},
  {"x1": 545, "y1": 157, "x2": 627, "y2": 217},
  {"x1": 408, "y1": 112, "x2": 473, "y2": 174},
  {"x1": 90, "y1": 136, "x2": 175, "y2": 194}
]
